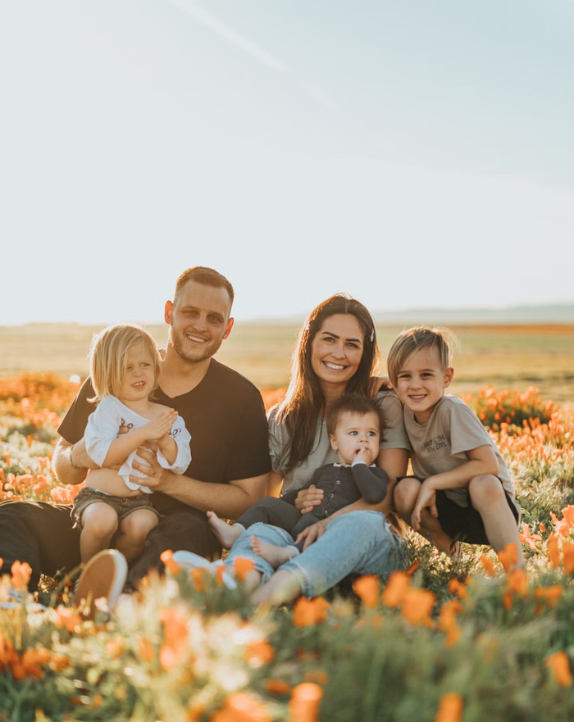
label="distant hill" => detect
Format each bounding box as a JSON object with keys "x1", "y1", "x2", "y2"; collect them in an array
[{"x1": 369, "y1": 303, "x2": 574, "y2": 325}]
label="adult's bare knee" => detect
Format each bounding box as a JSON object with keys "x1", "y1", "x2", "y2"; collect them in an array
[{"x1": 393, "y1": 478, "x2": 421, "y2": 514}]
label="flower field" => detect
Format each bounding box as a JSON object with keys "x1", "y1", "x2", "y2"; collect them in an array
[{"x1": 1, "y1": 375, "x2": 574, "y2": 721}]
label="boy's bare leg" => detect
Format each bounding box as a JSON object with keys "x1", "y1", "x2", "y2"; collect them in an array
[
  {"x1": 469, "y1": 475, "x2": 524, "y2": 568},
  {"x1": 116, "y1": 509, "x2": 159, "y2": 563},
  {"x1": 394, "y1": 478, "x2": 454, "y2": 554},
  {"x1": 207, "y1": 511, "x2": 243, "y2": 549},
  {"x1": 252, "y1": 569, "x2": 303, "y2": 607},
  {"x1": 80, "y1": 503, "x2": 119, "y2": 563},
  {"x1": 250, "y1": 536, "x2": 299, "y2": 570}
]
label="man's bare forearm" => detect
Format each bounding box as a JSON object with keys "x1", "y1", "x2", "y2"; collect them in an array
[
  {"x1": 152, "y1": 473, "x2": 268, "y2": 519},
  {"x1": 52, "y1": 439, "x2": 90, "y2": 486}
]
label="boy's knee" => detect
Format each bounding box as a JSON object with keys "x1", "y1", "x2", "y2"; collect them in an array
[
  {"x1": 469, "y1": 475, "x2": 504, "y2": 508},
  {"x1": 393, "y1": 478, "x2": 420, "y2": 513}
]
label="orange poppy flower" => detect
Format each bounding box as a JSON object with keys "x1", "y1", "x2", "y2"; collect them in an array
[
  {"x1": 546, "y1": 651, "x2": 573, "y2": 687},
  {"x1": 353, "y1": 575, "x2": 380, "y2": 609},
  {"x1": 447, "y1": 578, "x2": 468, "y2": 600},
  {"x1": 400, "y1": 588, "x2": 435, "y2": 627},
  {"x1": 507, "y1": 569, "x2": 528, "y2": 596},
  {"x1": 105, "y1": 636, "x2": 125, "y2": 658},
  {"x1": 561, "y1": 506, "x2": 574, "y2": 524},
  {"x1": 160, "y1": 550, "x2": 180, "y2": 576},
  {"x1": 382, "y1": 571, "x2": 410, "y2": 608},
  {"x1": 159, "y1": 608, "x2": 189, "y2": 670},
  {"x1": 502, "y1": 590, "x2": 513, "y2": 610},
  {"x1": 547, "y1": 534, "x2": 561, "y2": 569},
  {"x1": 54, "y1": 606, "x2": 83, "y2": 633},
  {"x1": 10, "y1": 560, "x2": 32, "y2": 590},
  {"x1": 479, "y1": 554, "x2": 496, "y2": 577},
  {"x1": 234, "y1": 557, "x2": 256, "y2": 581},
  {"x1": 265, "y1": 679, "x2": 292, "y2": 695},
  {"x1": 245, "y1": 641, "x2": 275, "y2": 666},
  {"x1": 293, "y1": 597, "x2": 330, "y2": 627},
  {"x1": 288, "y1": 683, "x2": 323, "y2": 722},
  {"x1": 211, "y1": 692, "x2": 271, "y2": 722},
  {"x1": 550, "y1": 511, "x2": 570, "y2": 538},
  {"x1": 191, "y1": 568, "x2": 207, "y2": 592},
  {"x1": 533, "y1": 585, "x2": 562, "y2": 608},
  {"x1": 435, "y1": 692, "x2": 463, "y2": 722},
  {"x1": 562, "y1": 540, "x2": 574, "y2": 574},
  {"x1": 497, "y1": 543, "x2": 518, "y2": 572},
  {"x1": 406, "y1": 560, "x2": 420, "y2": 575},
  {"x1": 215, "y1": 565, "x2": 226, "y2": 586}
]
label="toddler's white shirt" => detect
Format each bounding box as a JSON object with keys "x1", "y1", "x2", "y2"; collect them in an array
[{"x1": 84, "y1": 395, "x2": 192, "y2": 493}]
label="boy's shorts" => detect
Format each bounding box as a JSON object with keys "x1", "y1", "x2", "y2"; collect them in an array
[
  {"x1": 71, "y1": 487, "x2": 161, "y2": 530},
  {"x1": 396, "y1": 476, "x2": 520, "y2": 545}
]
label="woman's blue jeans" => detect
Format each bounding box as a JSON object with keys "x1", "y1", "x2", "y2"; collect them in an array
[{"x1": 225, "y1": 510, "x2": 404, "y2": 598}]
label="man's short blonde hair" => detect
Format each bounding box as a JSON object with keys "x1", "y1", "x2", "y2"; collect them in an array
[
  {"x1": 89, "y1": 324, "x2": 161, "y2": 402},
  {"x1": 387, "y1": 327, "x2": 455, "y2": 386}
]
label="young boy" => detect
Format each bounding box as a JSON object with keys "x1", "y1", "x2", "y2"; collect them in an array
[
  {"x1": 207, "y1": 393, "x2": 389, "y2": 569},
  {"x1": 387, "y1": 327, "x2": 523, "y2": 567}
]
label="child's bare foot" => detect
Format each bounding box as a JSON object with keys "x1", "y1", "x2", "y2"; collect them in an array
[
  {"x1": 250, "y1": 536, "x2": 298, "y2": 570},
  {"x1": 207, "y1": 511, "x2": 243, "y2": 549}
]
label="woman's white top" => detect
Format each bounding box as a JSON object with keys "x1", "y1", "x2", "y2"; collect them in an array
[{"x1": 84, "y1": 395, "x2": 192, "y2": 494}]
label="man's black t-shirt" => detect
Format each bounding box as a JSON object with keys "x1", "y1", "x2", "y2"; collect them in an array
[{"x1": 58, "y1": 359, "x2": 271, "y2": 516}]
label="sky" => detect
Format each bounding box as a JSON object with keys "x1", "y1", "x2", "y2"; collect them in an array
[{"x1": 1, "y1": 0, "x2": 573, "y2": 324}]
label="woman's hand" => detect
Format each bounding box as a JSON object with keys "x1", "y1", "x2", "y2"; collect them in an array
[
  {"x1": 295, "y1": 518, "x2": 330, "y2": 550},
  {"x1": 368, "y1": 375, "x2": 393, "y2": 398},
  {"x1": 295, "y1": 485, "x2": 324, "y2": 514}
]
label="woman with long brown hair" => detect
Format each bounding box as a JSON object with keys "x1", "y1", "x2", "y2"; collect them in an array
[{"x1": 219, "y1": 293, "x2": 411, "y2": 604}]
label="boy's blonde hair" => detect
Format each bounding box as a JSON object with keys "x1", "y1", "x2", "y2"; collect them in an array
[
  {"x1": 89, "y1": 324, "x2": 161, "y2": 402},
  {"x1": 387, "y1": 327, "x2": 456, "y2": 386}
]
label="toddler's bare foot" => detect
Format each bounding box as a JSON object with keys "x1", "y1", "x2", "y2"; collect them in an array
[
  {"x1": 207, "y1": 511, "x2": 243, "y2": 549},
  {"x1": 250, "y1": 536, "x2": 298, "y2": 570}
]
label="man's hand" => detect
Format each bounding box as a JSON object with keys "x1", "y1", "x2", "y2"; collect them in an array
[
  {"x1": 130, "y1": 443, "x2": 171, "y2": 490},
  {"x1": 411, "y1": 479, "x2": 438, "y2": 532},
  {"x1": 295, "y1": 518, "x2": 330, "y2": 550},
  {"x1": 294, "y1": 485, "x2": 324, "y2": 514}
]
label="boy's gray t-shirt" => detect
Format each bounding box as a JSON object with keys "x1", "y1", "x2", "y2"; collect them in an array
[
  {"x1": 269, "y1": 389, "x2": 410, "y2": 494},
  {"x1": 404, "y1": 395, "x2": 519, "y2": 515}
]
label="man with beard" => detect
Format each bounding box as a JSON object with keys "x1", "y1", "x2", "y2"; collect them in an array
[{"x1": 0, "y1": 267, "x2": 271, "y2": 593}]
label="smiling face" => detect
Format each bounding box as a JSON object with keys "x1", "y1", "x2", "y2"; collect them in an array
[
  {"x1": 329, "y1": 410, "x2": 380, "y2": 465},
  {"x1": 394, "y1": 346, "x2": 454, "y2": 424},
  {"x1": 165, "y1": 280, "x2": 234, "y2": 364},
  {"x1": 118, "y1": 342, "x2": 157, "y2": 404},
  {"x1": 310, "y1": 314, "x2": 365, "y2": 393}
]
